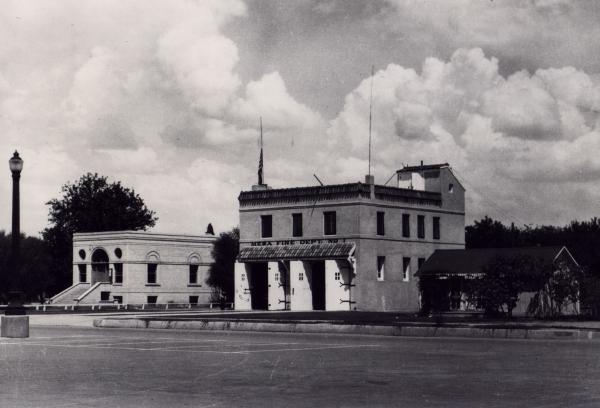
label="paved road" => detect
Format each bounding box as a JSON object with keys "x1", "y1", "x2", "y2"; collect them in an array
[{"x1": 1, "y1": 327, "x2": 599, "y2": 408}]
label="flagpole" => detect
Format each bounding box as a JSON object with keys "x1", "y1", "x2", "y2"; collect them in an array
[
  {"x1": 368, "y1": 65, "x2": 374, "y2": 177},
  {"x1": 258, "y1": 117, "x2": 264, "y2": 185}
]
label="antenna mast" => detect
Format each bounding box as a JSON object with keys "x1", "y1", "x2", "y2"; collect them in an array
[
  {"x1": 258, "y1": 117, "x2": 264, "y2": 185},
  {"x1": 368, "y1": 65, "x2": 374, "y2": 176}
]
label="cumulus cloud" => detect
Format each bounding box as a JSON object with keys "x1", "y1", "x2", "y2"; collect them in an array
[
  {"x1": 328, "y1": 47, "x2": 600, "y2": 224},
  {"x1": 232, "y1": 71, "x2": 322, "y2": 129},
  {"x1": 0, "y1": 0, "x2": 323, "y2": 235}
]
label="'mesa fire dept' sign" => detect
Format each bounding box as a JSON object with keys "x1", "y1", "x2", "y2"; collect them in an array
[{"x1": 249, "y1": 238, "x2": 347, "y2": 247}]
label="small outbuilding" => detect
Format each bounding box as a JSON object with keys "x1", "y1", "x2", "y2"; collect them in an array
[{"x1": 416, "y1": 246, "x2": 580, "y2": 316}]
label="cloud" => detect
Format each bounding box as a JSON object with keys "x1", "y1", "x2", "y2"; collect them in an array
[
  {"x1": 231, "y1": 71, "x2": 323, "y2": 129},
  {"x1": 328, "y1": 47, "x2": 600, "y2": 224}
]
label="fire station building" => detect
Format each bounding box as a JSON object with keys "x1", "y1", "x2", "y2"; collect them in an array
[{"x1": 234, "y1": 163, "x2": 466, "y2": 312}]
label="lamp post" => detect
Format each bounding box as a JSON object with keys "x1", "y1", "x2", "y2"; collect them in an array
[
  {"x1": 7, "y1": 150, "x2": 24, "y2": 314},
  {"x1": 2, "y1": 151, "x2": 28, "y2": 338}
]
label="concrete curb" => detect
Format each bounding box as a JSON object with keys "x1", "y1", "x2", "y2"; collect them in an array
[{"x1": 93, "y1": 318, "x2": 600, "y2": 341}]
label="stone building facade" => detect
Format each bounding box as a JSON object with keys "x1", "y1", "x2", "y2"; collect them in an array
[
  {"x1": 234, "y1": 163, "x2": 466, "y2": 312},
  {"x1": 51, "y1": 231, "x2": 215, "y2": 305}
]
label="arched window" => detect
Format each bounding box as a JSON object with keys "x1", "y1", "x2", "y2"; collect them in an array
[
  {"x1": 188, "y1": 253, "x2": 201, "y2": 285},
  {"x1": 146, "y1": 251, "x2": 160, "y2": 284}
]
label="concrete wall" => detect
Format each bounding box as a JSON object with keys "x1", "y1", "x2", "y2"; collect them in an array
[
  {"x1": 289, "y1": 261, "x2": 313, "y2": 311},
  {"x1": 234, "y1": 262, "x2": 251, "y2": 310}
]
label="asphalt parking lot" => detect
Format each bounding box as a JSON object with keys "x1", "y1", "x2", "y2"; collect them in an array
[{"x1": 1, "y1": 326, "x2": 599, "y2": 407}]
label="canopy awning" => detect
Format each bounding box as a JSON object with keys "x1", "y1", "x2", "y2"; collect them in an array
[{"x1": 238, "y1": 242, "x2": 355, "y2": 262}]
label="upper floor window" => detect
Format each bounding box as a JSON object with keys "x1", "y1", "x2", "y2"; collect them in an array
[
  {"x1": 334, "y1": 272, "x2": 341, "y2": 281},
  {"x1": 292, "y1": 213, "x2": 303, "y2": 237},
  {"x1": 418, "y1": 215, "x2": 425, "y2": 239},
  {"x1": 433, "y1": 217, "x2": 441, "y2": 240},
  {"x1": 402, "y1": 214, "x2": 410, "y2": 238},
  {"x1": 448, "y1": 183, "x2": 454, "y2": 193},
  {"x1": 324, "y1": 211, "x2": 337, "y2": 235},
  {"x1": 147, "y1": 263, "x2": 157, "y2": 284},
  {"x1": 261, "y1": 215, "x2": 272, "y2": 238},
  {"x1": 189, "y1": 264, "x2": 199, "y2": 284},
  {"x1": 376, "y1": 211, "x2": 385, "y2": 236},
  {"x1": 377, "y1": 256, "x2": 385, "y2": 281}
]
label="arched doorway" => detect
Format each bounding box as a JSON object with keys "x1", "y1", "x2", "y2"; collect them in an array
[{"x1": 91, "y1": 248, "x2": 110, "y2": 284}]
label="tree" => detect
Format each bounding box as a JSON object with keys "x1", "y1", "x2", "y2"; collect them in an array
[
  {"x1": 42, "y1": 173, "x2": 157, "y2": 294},
  {"x1": 466, "y1": 255, "x2": 550, "y2": 318},
  {"x1": 0, "y1": 231, "x2": 53, "y2": 303},
  {"x1": 206, "y1": 227, "x2": 239, "y2": 304}
]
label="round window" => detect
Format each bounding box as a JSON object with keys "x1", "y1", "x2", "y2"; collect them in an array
[
  {"x1": 78, "y1": 249, "x2": 86, "y2": 260},
  {"x1": 114, "y1": 248, "x2": 123, "y2": 259}
]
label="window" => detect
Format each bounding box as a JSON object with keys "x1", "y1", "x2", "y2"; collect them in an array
[
  {"x1": 114, "y1": 248, "x2": 122, "y2": 258},
  {"x1": 377, "y1": 256, "x2": 385, "y2": 281},
  {"x1": 241, "y1": 273, "x2": 246, "y2": 281},
  {"x1": 324, "y1": 211, "x2": 337, "y2": 235},
  {"x1": 78, "y1": 250, "x2": 86, "y2": 260},
  {"x1": 147, "y1": 263, "x2": 157, "y2": 284},
  {"x1": 403, "y1": 257, "x2": 411, "y2": 282},
  {"x1": 418, "y1": 215, "x2": 425, "y2": 239},
  {"x1": 448, "y1": 183, "x2": 454, "y2": 193},
  {"x1": 402, "y1": 214, "x2": 410, "y2": 238},
  {"x1": 147, "y1": 295, "x2": 158, "y2": 304},
  {"x1": 418, "y1": 257, "x2": 426, "y2": 271},
  {"x1": 376, "y1": 211, "x2": 385, "y2": 236},
  {"x1": 334, "y1": 272, "x2": 341, "y2": 281},
  {"x1": 113, "y1": 296, "x2": 123, "y2": 304},
  {"x1": 114, "y1": 263, "x2": 123, "y2": 284},
  {"x1": 274, "y1": 272, "x2": 279, "y2": 282},
  {"x1": 261, "y1": 215, "x2": 272, "y2": 238},
  {"x1": 292, "y1": 213, "x2": 303, "y2": 237},
  {"x1": 189, "y1": 264, "x2": 199, "y2": 284},
  {"x1": 433, "y1": 217, "x2": 441, "y2": 240},
  {"x1": 100, "y1": 291, "x2": 110, "y2": 301},
  {"x1": 78, "y1": 264, "x2": 87, "y2": 283},
  {"x1": 189, "y1": 295, "x2": 199, "y2": 305},
  {"x1": 299, "y1": 272, "x2": 304, "y2": 281}
]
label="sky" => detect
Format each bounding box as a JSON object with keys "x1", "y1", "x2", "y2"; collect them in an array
[{"x1": 2, "y1": 0, "x2": 600, "y2": 237}]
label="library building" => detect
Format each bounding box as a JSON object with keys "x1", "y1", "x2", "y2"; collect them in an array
[
  {"x1": 234, "y1": 162, "x2": 466, "y2": 312},
  {"x1": 51, "y1": 231, "x2": 215, "y2": 305}
]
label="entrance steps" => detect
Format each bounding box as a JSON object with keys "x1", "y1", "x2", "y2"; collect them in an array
[{"x1": 50, "y1": 283, "x2": 91, "y2": 304}]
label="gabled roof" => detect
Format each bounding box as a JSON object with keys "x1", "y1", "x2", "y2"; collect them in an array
[{"x1": 416, "y1": 246, "x2": 576, "y2": 277}]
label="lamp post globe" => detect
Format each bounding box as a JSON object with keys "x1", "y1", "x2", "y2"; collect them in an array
[{"x1": 9, "y1": 151, "x2": 24, "y2": 174}]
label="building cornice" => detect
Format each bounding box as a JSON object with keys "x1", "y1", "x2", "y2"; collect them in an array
[{"x1": 73, "y1": 230, "x2": 216, "y2": 244}]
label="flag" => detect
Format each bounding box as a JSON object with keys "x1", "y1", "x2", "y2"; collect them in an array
[{"x1": 258, "y1": 147, "x2": 263, "y2": 185}]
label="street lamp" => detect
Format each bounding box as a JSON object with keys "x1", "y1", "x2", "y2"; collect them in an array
[{"x1": 1, "y1": 151, "x2": 28, "y2": 338}]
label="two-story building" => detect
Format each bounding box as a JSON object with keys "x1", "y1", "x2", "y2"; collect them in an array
[
  {"x1": 51, "y1": 231, "x2": 215, "y2": 305},
  {"x1": 234, "y1": 163, "x2": 466, "y2": 312}
]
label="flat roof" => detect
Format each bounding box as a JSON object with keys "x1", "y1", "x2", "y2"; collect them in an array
[
  {"x1": 73, "y1": 230, "x2": 216, "y2": 243},
  {"x1": 239, "y1": 182, "x2": 441, "y2": 207},
  {"x1": 398, "y1": 163, "x2": 449, "y2": 172}
]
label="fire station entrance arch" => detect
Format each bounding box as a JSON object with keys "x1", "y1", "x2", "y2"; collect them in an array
[
  {"x1": 308, "y1": 261, "x2": 326, "y2": 310},
  {"x1": 248, "y1": 262, "x2": 268, "y2": 310}
]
